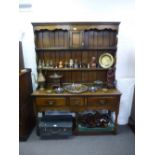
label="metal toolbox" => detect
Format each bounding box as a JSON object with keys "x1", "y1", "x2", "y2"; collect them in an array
[{"x1": 38, "y1": 115, "x2": 73, "y2": 139}]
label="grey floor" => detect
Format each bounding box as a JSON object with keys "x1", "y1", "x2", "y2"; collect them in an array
[{"x1": 19, "y1": 125, "x2": 135, "y2": 155}]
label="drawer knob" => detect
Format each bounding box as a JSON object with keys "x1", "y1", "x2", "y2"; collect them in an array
[
  {"x1": 99, "y1": 100, "x2": 106, "y2": 105},
  {"x1": 74, "y1": 101, "x2": 80, "y2": 105},
  {"x1": 48, "y1": 101, "x2": 55, "y2": 106}
]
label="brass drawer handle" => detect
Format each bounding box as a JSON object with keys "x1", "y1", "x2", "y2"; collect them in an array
[
  {"x1": 73, "y1": 101, "x2": 81, "y2": 105},
  {"x1": 48, "y1": 101, "x2": 55, "y2": 106},
  {"x1": 99, "y1": 100, "x2": 106, "y2": 105}
]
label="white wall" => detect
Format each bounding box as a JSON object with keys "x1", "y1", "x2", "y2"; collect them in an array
[{"x1": 19, "y1": 0, "x2": 135, "y2": 124}]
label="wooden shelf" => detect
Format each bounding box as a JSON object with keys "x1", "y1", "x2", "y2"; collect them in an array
[
  {"x1": 38, "y1": 68, "x2": 108, "y2": 71},
  {"x1": 36, "y1": 47, "x2": 117, "y2": 51}
]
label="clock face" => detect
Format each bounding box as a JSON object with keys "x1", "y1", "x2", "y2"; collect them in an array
[{"x1": 99, "y1": 53, "x2": 114, "y2": 69}]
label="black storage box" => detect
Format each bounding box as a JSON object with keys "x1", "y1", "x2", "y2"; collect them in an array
[{"x1": 38, "y1": 115, "x2": 73, "y2": 139}]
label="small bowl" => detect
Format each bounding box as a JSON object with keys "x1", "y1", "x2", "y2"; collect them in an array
[
  {"x1": 94, "y1": 80, "x2": 104, "y2": 89},
  {"x1": 55, "y1": 87, "x2": 64, "y2": 94},
  {"x1": 88, "y1": 86, "x2": 97, "y2": 92}
]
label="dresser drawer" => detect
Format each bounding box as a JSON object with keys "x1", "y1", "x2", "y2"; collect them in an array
[
  {"x1": 87, "y1": 97, "x2": 116, "y2": 106},
  {"x1": 69, "y1": 97, "x2": 85, "y2": 106},
  {"x1": 36, "y1": 97, "x2": 66, "y2": 107}
]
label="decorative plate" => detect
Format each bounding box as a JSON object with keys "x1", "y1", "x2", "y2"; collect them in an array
[
  {"x1": 64, "y1": 83, "x2": 88, "y2": 94},
  {"x1": 99, "y1": 53, "x2": 114, "y2": 69}
]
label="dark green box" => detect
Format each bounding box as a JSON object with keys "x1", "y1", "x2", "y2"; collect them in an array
[{"x1": 78, "y1": 122, "x2": 115, "y2": 132}]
